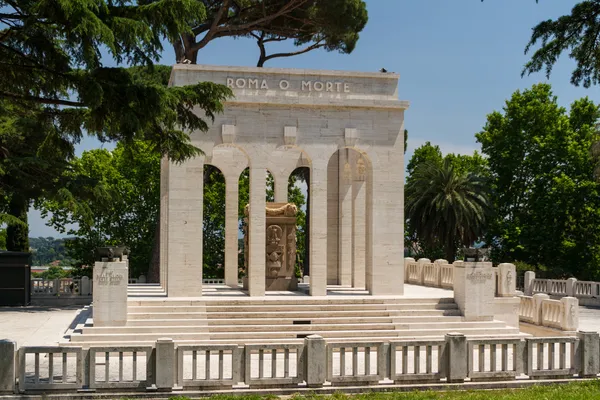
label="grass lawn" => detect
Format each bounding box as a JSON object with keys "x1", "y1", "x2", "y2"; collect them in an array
[{"x1": 166, "y1": 381, "x2": 600, "y2": 400}]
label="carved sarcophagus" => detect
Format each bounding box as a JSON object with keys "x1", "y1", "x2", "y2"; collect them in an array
[{"x1": 244, "y1": 202, "x2": 298, "y2": 291}]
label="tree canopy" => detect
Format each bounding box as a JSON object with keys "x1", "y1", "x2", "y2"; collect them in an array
[
  {"x1": 405, "y1": 142, "x2": 489, "y2": 260},
  {"x1": 1, "y1": 0, "x2": 234, "y2": 251},
  {"x1": 477, "y1": 83, "x2": 600, "y2": 279},
  {"x1": 522, "y1": 0, "x2": 600, "y2": 87},
  {"x1": 171, "y1": 0, "x2": 368, "y2": 66}
]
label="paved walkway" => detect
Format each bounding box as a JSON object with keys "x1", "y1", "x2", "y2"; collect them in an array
[{"x1": 0, "y1": 305, "x2": 86, "y2": 346}]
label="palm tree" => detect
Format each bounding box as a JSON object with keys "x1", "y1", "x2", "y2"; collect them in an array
[{"x1": 405, "y1": 159, "x2": 491, "y2": 262}]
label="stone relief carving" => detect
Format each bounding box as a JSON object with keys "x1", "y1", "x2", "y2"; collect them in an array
[
  {"x1": 506, "y1": 271, "x2": 513, "y2": 289},
  {"x1": 287, "y1": 227, "x2": 296, "y2": 270},
  {"x1": 242, "y1": 202, "x2": 298, "y2": 291}
]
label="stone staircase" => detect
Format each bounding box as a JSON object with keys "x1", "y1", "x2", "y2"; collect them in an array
[{"x1": 67, "y1": 296, "x2": 524, "y2": 346}]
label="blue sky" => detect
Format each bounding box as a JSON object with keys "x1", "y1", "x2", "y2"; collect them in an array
[{"x1": 28, "y1": 0, "x2": 599, "y2": 237}]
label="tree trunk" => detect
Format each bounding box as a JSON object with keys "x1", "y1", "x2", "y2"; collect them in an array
[
  {"x1": 6, "y1": 194, "x2": 29, "y2": 252},
  {"x1": 147, "y1": 216, "x2": 160, "y2": 283},
  {"x1": 173, "y1": 33, "x2": 199, "y2": 64}
]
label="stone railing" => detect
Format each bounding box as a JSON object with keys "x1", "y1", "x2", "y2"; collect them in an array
[
  {"x1": 523, "y1": 271, "x2": 600, "y2": 307},
  {"x1": 2, "y1": 332, "x2": 600, "y2": 394},
  {"x1": 518, "y1": 294, "x2": 579, "y2": 332},
  {"x1": 404, "y1": 258, "x2": 454, "y2": 288},
  {"x1": 31, "y1": 277, "x2": 92, "y2": 296}
]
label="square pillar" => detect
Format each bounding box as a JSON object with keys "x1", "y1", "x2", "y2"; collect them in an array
[
  {"x1": 225, "y1": 176, "x2": 239, "y2": 287},
  {"x1": 338, "y1": 150, "x2": 353, "y2": 286},
  {"x1": 166, "y1": 157, "x2": 204, "y2": 297},
  {"x1": 352, "y1": 174, "x2": 366, "y2": 289},
  {"x1": 248, "y1": 166, "x2": 266, "y2": 296},
  {"x1": 274, "y1": 174, "x2": 288, "y2": 203},
  {"x1": 326, "y1": 153, "x2": 339, "y2": 284},
  {"x1": 159, "y1": 156, "x2": 169, "y2": 289},
  {"x1": 310, "y1": 162, "x2": 328, "y2": 296},
  {"x1": 365, "y1": 147, "x2": 404, "y2": 295}
]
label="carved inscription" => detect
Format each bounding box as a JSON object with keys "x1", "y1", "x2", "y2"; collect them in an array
[
  {"x1": 227, "y1": 78, "x2": 351, "y2": 93},
  {"x1": 96, "y1": 270, "x2": 125, "y2": 286},
  {"x1": 466, "y1": 271, "x2": 493, "y2": 284}
]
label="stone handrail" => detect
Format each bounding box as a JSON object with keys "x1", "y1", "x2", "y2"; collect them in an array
[
  {"x1": 440, "y1": 263, "x2": 454, "y2": 289},
  {"x1": 404, "y1": 258, "x2": 453, "y2": 289},
  {"x1": 518, "y1": 294, "x2": 579, "y2": 331},
  {"x1": 2, "y1": 332, "x2": 600, "y2": 394},
  {"x1": 574, "y1": 281, "x2": 600, "y2": 298},
  {"x1": 31, "y1": 277, "x2": 92, "y2": 296},
  {"x1": 519, "y1": 295, "x2": 536, "y2": 324},
  {"x1": 523, "y1": 271, "x2": 600, "y2": 306}
]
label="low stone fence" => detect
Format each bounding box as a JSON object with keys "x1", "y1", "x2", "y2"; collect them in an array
[
  {"x1": 30, "y1": 278, "x2": 93, "y2": 306},
  {"x1": 524, "y1": 271, "x2": 600, "y2": 307},
  {"x1": 404, "y1": 258, "x2": 578, "y2": 332},
  {"x1": 1, "y1": 332, "x2": 599, "y2": 394},
  {"x1": 404, "y1": 258, "x2": 455, "y2": 289},
  {"x1": 518, "y1": 294, "x2": 579, "y2": 332}
]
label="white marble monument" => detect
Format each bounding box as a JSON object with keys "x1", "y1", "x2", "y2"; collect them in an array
[{"x1": 160, "y1": 64, "x2": 409, "y2": 297}]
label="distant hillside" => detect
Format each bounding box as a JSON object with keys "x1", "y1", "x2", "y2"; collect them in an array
[{"x1": 29, "y1": 237, "x2": 75, "y2": 266}]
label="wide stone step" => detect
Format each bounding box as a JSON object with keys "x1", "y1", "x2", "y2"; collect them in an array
[
  {"x1": 126, "y1": 298, "x2": 455, "y2": 307},
  {"x1": 70, "y1": 325, "x2": 521, "y2": 343},
  {"x1": 126, "y1": 303, "x2": 457, "y2": 313},
  {"x1": 83, "y1": 323, "x2": 396, "y2": 335},
  {"x1": 207, "y1": 316, "x2": 395, "y2": 325},
  {"x1": 395, "y1": 321, "x2": 508, "y2": 330},
  {"x1": 127, "y1": 319, "x2": 210, "y2": 326},
  {"x1": 70, "y1": 329, "x2": 403, "y2": 342}
]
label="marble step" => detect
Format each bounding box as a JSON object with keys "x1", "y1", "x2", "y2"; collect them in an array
[
  {"x1": 126, "y1": 309, "x2": 462, "y2": 320},
  {"x1": 126, "y1": 297, "x2": 456, "y2": 307},
  {"x1": 83, "y1": 323, "x2": 397, "y2": 334},
  {"x1": 83, "y1": 320, "x2": 510, "y2": 335},
  {"x1": 70, "y1": 326, "x2": 520, "y2": 343},
  {"x1": 69, "y1": 329, "x2": 402, "y2": 342},
  {"x1": 125, "y1": 315, "x2": 467, "y2": 326},
  {"x1": 126, "y1": 303, "x2": 457, "y2": 313}
]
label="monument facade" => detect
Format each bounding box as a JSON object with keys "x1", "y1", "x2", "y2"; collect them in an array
[{"x1": 161, "y1": 65, "x2": 409, "y2": 297}]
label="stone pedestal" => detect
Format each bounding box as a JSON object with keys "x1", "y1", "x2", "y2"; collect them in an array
[
  {"x1": 244, "y1": 203, "x2": 299, "y2": 291},
  {"x1": 453, "y1": 261, "x2": 494, "y2": 321},
  {"x1": 93, "y1": 260, "x2": 128, "y2": 326}
]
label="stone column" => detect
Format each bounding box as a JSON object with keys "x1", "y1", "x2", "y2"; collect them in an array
[
  {"x1": 93, "y1": 260, "x2": 128, "y2": 326},
  {"x1": 338, "y1": 150, "x2": 353, "y2": 286},
  {"x1": 310, "y1": 162, "x2": 328, "y2": 296},
  {"x1": 326, "y1": 153, "x2": 339, "y2": 284},
  {"x1": 352, "y1": 163, "x2": 366, "y2": 289},
  {"x1": 224, "y1": 175, "x2": 239, "y2": 287},
  {"x1": 365, "y1": 146, "x2": 404, "y2": 295},
  {"x1": 167, "y1": 157, "x2": 204, "y2": 297},
  {"x1": 453, "y1": 262, "x2": 495, "y2": 321},
  {"x1": 247, "y1": 166, "x2": 266, "y2": 296},
  {"x1": 159, "y1": 155, "x2": 169, "y2": 290},
  {"x1": 274, "y1": 173, "x2": 288, "y2": 203}
]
